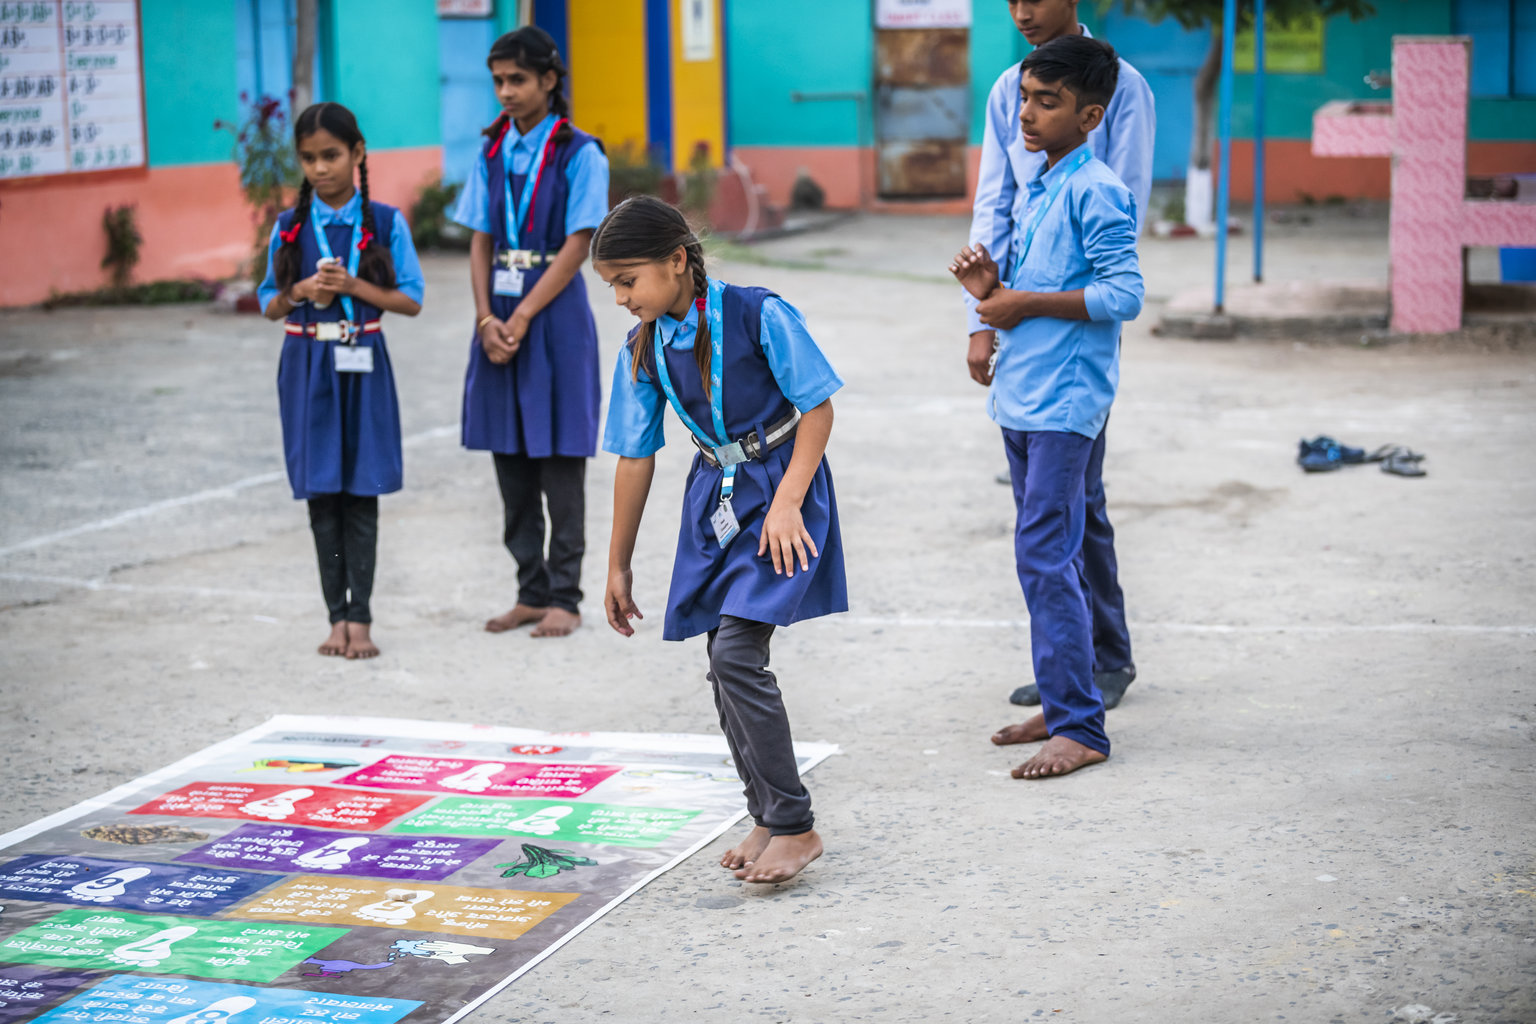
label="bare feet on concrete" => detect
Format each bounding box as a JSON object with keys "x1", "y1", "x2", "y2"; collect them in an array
[
  {"x1": 485, "y1": 604, "x2": 547, "y2": 633},
  {"x1": 531, "y1": 608, "x2": 580, "y2": 638},
  {"x1": 991, "y1": 713, "x2": 1049, "y2": 746},
  {"x1": 1011, "y1": 735, "x2": 1106, "y2": 780},
  {"x1": 344, "y1": 622, "x2": 379, "y2": 659},
  {"x1": 734, "y1": 830, "x2": 823, "y2": 884},
  {"x1": 318, "y1": 622, "x2": 348, "y2": 657},
  {"x1": 720, "y1": 825, "x2": 772, "y2": 871}
]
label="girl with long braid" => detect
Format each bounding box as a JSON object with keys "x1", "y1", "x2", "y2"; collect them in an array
[
  {"x1": 451, "y1": 26, "x2": 609, "y2": 639},
  {"x1": 594, "y1": 197, "x2": 847, "y2": 885},
  {"x1": 258, "y1": 102, "x2": 425, "y2": 659}
]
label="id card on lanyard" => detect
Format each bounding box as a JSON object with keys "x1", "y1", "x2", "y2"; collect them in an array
[
  {"x1": 312, "y1": 209, "x2": 372, "y2": 374},
  {"x1": 494, "y1": 116, "x2": 564, "y2": 298},
  {"x1": 651, "y1": 278, "x2": 741, "y2": 548}
]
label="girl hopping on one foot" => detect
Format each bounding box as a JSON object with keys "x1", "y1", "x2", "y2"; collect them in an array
[
  {"x1": 593, "y1": 197, "x2": 847, "y2": 884},
  {"x1": 258, "y1": 103, "x2": 424, "y2": 659},
  {"x1": 451, "y1": 26, "x2": 609, "y2": 638}
]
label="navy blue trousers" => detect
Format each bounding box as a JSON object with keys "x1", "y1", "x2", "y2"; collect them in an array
[
  {"x1": 1084, "y1": 422, "x2": 1133, "y2": 673},
  {"x1": 1002, "y1": 428, "x2": 1110, "y2": 756}
]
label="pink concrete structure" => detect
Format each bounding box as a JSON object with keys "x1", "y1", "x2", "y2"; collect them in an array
[{"x1": 1312, "y1": 36, "x2": 1536, "y2": 333}]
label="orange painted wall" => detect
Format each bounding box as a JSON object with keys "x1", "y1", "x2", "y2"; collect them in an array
[
  {"x1": 734, "y1": 145, "x2": 982, "y2": 214},
  {"x1": 0, "y1": 148, "x2": 440, "y2": 308},
  {"x1": 1217, "y1": 140, "x2": 1536, "y2": 203}
]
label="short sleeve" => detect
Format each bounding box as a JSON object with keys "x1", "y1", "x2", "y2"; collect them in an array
[
  {"x1": 758, "y1": 298, "x2": 843, "y2": 413},
  {"x1": 388, "y1": 209, "x2": 426, "y2": 305},
  {"x1": 256, "y1": 222, "x2": 284, "y2": 311},
  {"x1": 602, "y1": 344, "x2": 667, "y2": 458},
  {"x1": 565, "y1": 142, "x2": 610, "y2": 235},
  {"x1": 451, "y1": 148, "x2": 493, "y2": 234}
]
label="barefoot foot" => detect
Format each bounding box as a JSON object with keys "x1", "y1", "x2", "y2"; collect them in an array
[
  {"x1": 344, "y1": 622, "x2": 379, "y2": 660},
  {"x1": 720, "y1": 825, "x2": 771, "y2": 871},
  {"x1": 531, "y1": 608, "x2": 580, "y2": 638},
  {"x1": 318, "y1": 622, "x2": 348, "y2": 657},
  {"x1": 734, "y1": 830, "x2": 823, "y2": 884},
  {"x1": 992, "y1": 713, "x2": 1049, "y2": 746},
  {"x1": 1012, "y1": 735, "x2": 1107, "y2": 779},
  {"x1": 485, "y1": 604, "x2": 547, "y2": 633}
]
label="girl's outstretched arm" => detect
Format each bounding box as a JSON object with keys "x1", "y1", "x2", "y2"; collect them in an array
[
  {"x1": 606, "y1": 455, "x2": 656, "y2": 636},
  {"x1": 759, "y1": 398, "x2": 833, "y2": 578}
]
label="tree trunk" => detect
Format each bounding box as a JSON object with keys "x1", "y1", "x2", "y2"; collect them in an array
[
  {"x1": 1184, "y1": 29, "x2": 1223, "y2": 231},
  {"x1": 292, "y1": 0, "x2": 317, "y2": 114}
]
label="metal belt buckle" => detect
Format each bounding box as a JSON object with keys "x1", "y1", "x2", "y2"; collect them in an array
[
  {"x1": 713, "y1": 441, "x2": 747, "y2": 467},
  {"x1": 502, "y1": 249, "x2": 533, "y2": 270},
  {"x1": 313, "y1": 322, "x2": 345, "y2": 342}
]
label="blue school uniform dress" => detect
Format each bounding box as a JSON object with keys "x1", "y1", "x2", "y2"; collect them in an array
[
  {"x1": 452, "y1": 113, "x2": 609, "y2": 457},
  {"x1": 603, "y1": 281, "x2": 848, "y2": 641},
  {"x1": 257, "y1": 194, "x2": 425, "y2": 500},
  {"x1": 992, "y1": 144, "x2": 1143, "y2": 757}
]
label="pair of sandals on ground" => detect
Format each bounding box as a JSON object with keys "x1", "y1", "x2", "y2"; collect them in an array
[{"x1": 1298, "y1": 437, "x2": 1427, "y2": 476}]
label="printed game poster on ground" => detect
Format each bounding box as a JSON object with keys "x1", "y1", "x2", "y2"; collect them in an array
[{"x1": 0, "y1": 715, "x2": 837, "y2": 1024}]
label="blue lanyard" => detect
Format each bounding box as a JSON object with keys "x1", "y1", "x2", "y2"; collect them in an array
[
  {"x1": 651, "y1": 278, "x2": 738, "y2": 500},
  {"x1": 1016, "y1": 146, "x2": 1092, "y2": 272},
  {"x1": 503, "y1": 115, "x2": 559, "y2": 250},
  {"x1": 312, "y1": 203, "x2": 362, "y2": 326}
]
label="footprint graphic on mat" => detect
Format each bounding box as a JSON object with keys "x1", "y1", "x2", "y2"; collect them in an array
[
  {"x1": 355, "y1": 889, "x2": 434, "y2": 926},
  {"x1": 107, "y1": 925, "x2": 198, "y2": 967},
  {"x1": 164, "y1": 996, "x2": 257, "y2": 1024},
  {"x1": 503, "y1": 805, "x2": 573, "y2": 836},
  {"x1": 293, "y1": 836, "x2": 371, "y2": 871},
  {"x1": 439, "y1": 763, "x2": 505, "y2": 793},
  {"x1": 239, "y1": 788, "x2": 314, "y2": 821},
  {"x1": 68, "y1": 865, "x2": 153, "y2": 903}
]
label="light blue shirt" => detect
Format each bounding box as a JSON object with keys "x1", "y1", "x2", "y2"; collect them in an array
[
  {"x1": 451, "y1": 112, "x2": 610, "y2": 239},
  {"x1": 257, "y1": 192, "x2": 425, "y2": 310},
  {"x1": 966, "y1": 25, "x2": 1154, "y2": 335},
  {"x1": 988, "y1": 147, "x2": 1143, "y2": 439},
  {"x1": 602, "y1": 295, "x2": 843, "y2": 459}
]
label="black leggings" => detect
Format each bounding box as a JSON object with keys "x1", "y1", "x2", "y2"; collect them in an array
[{"x1": 307, "y1": 494, "x2": 378, "y2": 624}]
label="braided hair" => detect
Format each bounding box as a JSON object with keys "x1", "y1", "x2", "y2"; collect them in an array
[
  {"x1": 591, "y1": 196, "x2": 713, "y2": 394},
  {"x1": 481, "y1": 26, "x2": 575, "y2": 147},
  {"x1": 273, "y1": 102, "x2": 396, "y2": 294}
]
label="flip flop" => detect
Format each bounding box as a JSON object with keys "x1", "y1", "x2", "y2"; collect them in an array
[
  {"x1": 1297, "y1": 436, "x2": 1365, "y2": 472},
  {"x1": 1377, "y1": 446, "x2": 1427, "y2": 477}
]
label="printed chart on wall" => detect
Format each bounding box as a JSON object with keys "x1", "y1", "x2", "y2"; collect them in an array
[{"x1": 0, "y1": 715, "x2": 837, "y2": 1024}]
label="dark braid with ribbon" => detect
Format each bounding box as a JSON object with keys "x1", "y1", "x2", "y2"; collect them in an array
[
  {"x1": 483, "y1": 26, "x2": 575, "y2": 147},
  {"x1": 276, "y1": 102, "x2": 396, "y2": 295},
  {"x1": 591, "y1": 196, "x2": 713, "y2": 395},
  {"x1": 272, "y1": 176, "x2": 313, "y2": 293}
]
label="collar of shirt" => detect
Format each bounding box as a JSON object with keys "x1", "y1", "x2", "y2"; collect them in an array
[
  {"x1": 1027, "y1": 141, "x2": 1092, "y2": 196},
  {"x1": 654, "y1": 304, "x2": 700, "y2": 351},
  {"x1": 503, "y1": 112, "x2": 558, "y2": 168},
  {"x1": 311, "y1": 192, "x2": 363, "y2": 227}
]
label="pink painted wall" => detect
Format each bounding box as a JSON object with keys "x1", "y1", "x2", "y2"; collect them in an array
[{"x1": 0, "y1": 148, "x2": 441, "y2": 308}]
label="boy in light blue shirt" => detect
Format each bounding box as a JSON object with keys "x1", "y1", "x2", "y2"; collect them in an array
[
  {"x1": 950, "y1": 34, "x2": 1143, "y2": 780},
  {"x1": 968, "y1": 0, "x2": 1154, "y2": 715}
]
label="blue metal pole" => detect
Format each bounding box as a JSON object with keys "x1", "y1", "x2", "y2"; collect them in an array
[
  {"x1": 1253, "y1": 0, "x2": 1266, "y2": 283},
  {"x1": 1214, "y1": 0, "x2": 1237, "y2": 314}
]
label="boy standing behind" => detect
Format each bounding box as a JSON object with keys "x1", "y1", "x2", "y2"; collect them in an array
[{"x1": 950, "y1": 35, "x2": 1143, "y2": 779}]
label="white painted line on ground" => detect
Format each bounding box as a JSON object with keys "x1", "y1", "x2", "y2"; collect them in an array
[
  {"x1": 0, "y1": 572, "x2": 311, "y2": 601},
  {"x1": 0, "y1": 424, "x2": 458, "y2": 560},
  {"x1": 834, "y1": 615, "x2": 1536, "y2": 636}
]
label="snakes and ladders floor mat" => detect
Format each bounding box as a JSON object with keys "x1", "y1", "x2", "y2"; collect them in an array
[{"x1": 0, "y1": 715, "x2": 837, "y2": 1024}]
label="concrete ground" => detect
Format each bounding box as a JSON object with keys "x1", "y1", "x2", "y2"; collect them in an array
[{"x1": 2, "y1": 208, "x2": 1533, "y2": 1023}]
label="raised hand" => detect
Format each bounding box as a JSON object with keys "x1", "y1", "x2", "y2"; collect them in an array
[{"x1": 949, "y1": 243, "x2": 1001, "y2": 301}]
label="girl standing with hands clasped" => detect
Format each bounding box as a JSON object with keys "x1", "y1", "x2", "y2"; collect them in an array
[
  {"x1": 259, "y1": 102, "x2": 425, "y2": 660},
  {"x1": 594, "y1": 197, "x2": 846, "y2": 885},
  {"x1": 451, "y1": 26, "x2": 609, "y2": 638}
]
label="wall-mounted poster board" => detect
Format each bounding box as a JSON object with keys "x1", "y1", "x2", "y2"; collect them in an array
[
  {"x1": 875, "y1": 0, "x2": 971, "y2": 29},
  {"x1": 0, "y1": 0, "x2": 146, "y2": 181}
]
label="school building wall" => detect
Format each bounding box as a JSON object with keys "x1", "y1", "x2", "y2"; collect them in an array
[
  {"x1": 724, "y1": 0, "x2": 1536, "y2": 210},
  {"x1": 0, "y1": 0, "x2": 443, "y2": 309}
]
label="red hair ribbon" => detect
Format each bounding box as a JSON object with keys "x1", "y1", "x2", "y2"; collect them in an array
[
  {"x1": 357, "y1": 230, "x2": 374, "y2": 251},
  {"x1": 695, "y1": 296, "x2": 706, "y2": 311},
  {"x1": 486, "y1": 115, "x2": 512, "y2": 159},
  {"x1": 279, "y1": 221, "x2": 302, "y2": 244}
]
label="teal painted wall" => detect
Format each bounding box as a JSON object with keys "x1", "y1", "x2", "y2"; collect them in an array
[
  {"x1": 969, "y1": 2, "x2": 1026, "y2": 143},
  {"x1": 726, "y1": 0, "x2": 872, "y2": 146},
  {"x1": 141, "y1": 1, "x2": 240, "y2": 167},
  {"x1": 325, "y1": 0, "x2": 442, "y2": 150}
]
